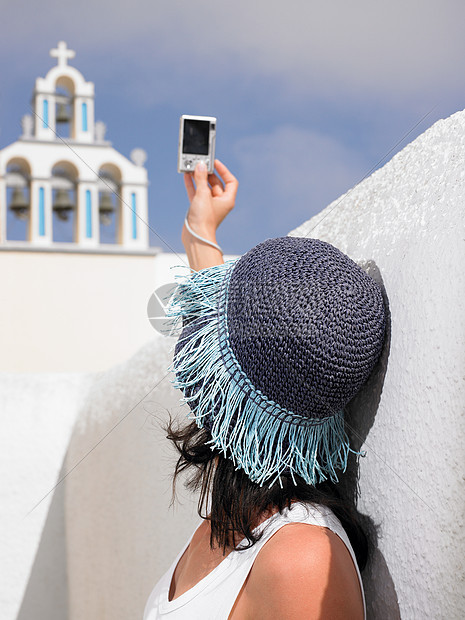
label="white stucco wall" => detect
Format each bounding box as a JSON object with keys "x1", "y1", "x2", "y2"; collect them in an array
[
  {"x1": 0, "y1": 249, "x2": 159, "y2": 373},
  {"x1": 289, "y1": 109, "x2": 465, "y2": 618},
  {"x1": 0, "y1": 371, "x2": 94, "y2": 620}
]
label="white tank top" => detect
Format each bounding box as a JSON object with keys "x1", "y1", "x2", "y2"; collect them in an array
[{"x1": 143, "y1": 502, "x2": 366, "y2": 619}]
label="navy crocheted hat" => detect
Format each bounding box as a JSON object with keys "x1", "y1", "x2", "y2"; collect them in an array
[{"x1": 166, "y1": 236, "x2": 386, "y2": 487}]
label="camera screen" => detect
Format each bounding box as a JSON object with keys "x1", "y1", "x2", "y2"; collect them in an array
[{"x1": 183, "y1": 119, "x2": 210, "y2": 155}]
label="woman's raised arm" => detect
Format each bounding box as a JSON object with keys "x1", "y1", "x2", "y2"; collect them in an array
[{"x1": 181, "y1": 159, "x2": 238, "y2": 272}]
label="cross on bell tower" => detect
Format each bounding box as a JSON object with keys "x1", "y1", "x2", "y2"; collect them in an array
[{"x1": 50, "y1": 41, "x2": 76, "y2": 67}]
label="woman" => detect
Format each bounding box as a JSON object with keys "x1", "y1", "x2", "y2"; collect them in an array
[{"x1": 143, "y1": 160, "x2": 387, "y2": 619}]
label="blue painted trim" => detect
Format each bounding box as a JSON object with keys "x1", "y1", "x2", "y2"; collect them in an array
[
  {"x1": 39, "y1": 187, "x2": 45, "y2": 236},
  {"x1": 131, "y1": 192, "x2": 137, "y2": 239},
  {"x1": 82, "y1": 102, "x2": 88, "y2": 132},
  {"x1": 86, "y1": 190, "x2": 92, "y2": 237},
  {"x1": 42, "y1": 100, "x2": 48, "y2": 128}
]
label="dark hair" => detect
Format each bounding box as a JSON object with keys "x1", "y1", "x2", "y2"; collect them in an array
[{"x1": 165, "y1": 416, "x2": 374, "y2": 572}]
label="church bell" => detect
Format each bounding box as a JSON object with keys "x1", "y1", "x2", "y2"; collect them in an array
[
  {"x1": 53, "y1": 189, "x2": 74, "y2": 221},
  {"x1": 9, "y1": 187, "x2": 30, "y2": 220},
  {"x1": 56, "y1": 99, "x2": 71, "y2": 124},
  {"x1": 99, "y1": 191, "x2": 115, "y2": 225}
]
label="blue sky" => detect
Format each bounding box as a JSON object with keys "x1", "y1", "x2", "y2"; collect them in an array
[{"x1": 1, "y1": 0, "x2": 464, "y2": 255}]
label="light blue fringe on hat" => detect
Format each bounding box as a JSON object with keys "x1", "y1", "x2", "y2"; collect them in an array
[{"x1": 165, "y1": 258, "x2": 360, "y2": 489}]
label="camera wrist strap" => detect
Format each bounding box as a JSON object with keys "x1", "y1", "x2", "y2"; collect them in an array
[{"x1": 184, "y1": 216, "x2": 223, "y2": 254}]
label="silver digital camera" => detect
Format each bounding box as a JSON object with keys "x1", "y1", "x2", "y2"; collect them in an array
[{"x1": 177, "y1": 114, "x2": 216, "y2": 174}]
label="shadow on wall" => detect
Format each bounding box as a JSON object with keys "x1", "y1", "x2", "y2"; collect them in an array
[
  {"x1": 17, "y1": 460, "x2": 68, "y2": 620},
  {"x1": 341, "y1": 260, "x2": 401, "y2": 620}
]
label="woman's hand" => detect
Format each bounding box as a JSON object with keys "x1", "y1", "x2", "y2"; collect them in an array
[
  {"x1": 182, "y1": 159, "x2": 238, "y2": 241},
  {"x1": 181, "y1": 159, "x2": 238, "y2": 272}
]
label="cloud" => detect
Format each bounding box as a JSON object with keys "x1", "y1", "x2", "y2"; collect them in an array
[
  {"x1": 2, "y1": 0, "x2": 465, "y2": 105},
  {"x1": 231, "y1": 125, "x2": 369, "y2": 237}
]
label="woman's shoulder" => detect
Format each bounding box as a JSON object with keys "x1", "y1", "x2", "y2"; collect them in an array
[{"x1": 243, "y1": 518, "x2": 364, "y2": 619}]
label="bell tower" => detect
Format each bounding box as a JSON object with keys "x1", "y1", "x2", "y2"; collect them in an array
[{"x1": 0, "y1": 41, "x2": 150, "y2": 252}]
